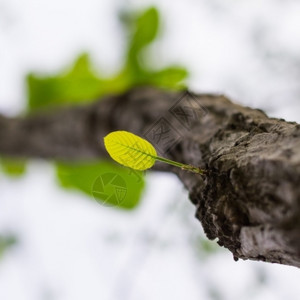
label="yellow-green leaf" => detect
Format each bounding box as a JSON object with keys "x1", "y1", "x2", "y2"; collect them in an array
[{"x1": 104, "y1": 131, "x2": 157, "y2": 171}]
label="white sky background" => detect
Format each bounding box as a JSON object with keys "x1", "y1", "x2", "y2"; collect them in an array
[{"x1": 0, "y1": 0, "x2": 300, "y2": 300}]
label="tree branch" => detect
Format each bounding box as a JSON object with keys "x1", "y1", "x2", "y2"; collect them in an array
[{"x1": 1, "y1": 87, "x2": 300, "y2": 267}]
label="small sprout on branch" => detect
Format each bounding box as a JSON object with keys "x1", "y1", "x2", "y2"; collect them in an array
[{"x1": 104, "y1": 131, "x2": 205, "y2": 175}]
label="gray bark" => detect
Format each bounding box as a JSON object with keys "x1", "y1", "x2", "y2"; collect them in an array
[{"x1": 1, "y1": 87, "x2": 300, "y2": 267}]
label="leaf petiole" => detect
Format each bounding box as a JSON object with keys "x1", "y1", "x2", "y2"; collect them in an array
[{"x1": 154, "y1": 156, "x2": 205, "y2": 175}]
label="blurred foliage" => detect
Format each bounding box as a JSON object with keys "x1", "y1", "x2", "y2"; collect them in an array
[
  {"x1": 1, "y1": 7, "x2": 188, "y2": 209},
  {"x1": 0, "y1": 235, "x2": 17, "y2": 259},
  {"x1": 57, "y1": 161, "x2": 145, "y2": 209},
  {"x1": 197, "y1": 238, "x2": 221, "y2": 257},
  {"x1": 27, "y1": 54, "x2": 104, "y2": 110},
  {"x1": 0, "y1": 157, "x2": 26, "y2": 177},
  {"x1": 27, "y1": 7, "x2": 187, "y2": 112},
  {"x1": 124, "y1": 7, "x2": 187, "y2": 89}
]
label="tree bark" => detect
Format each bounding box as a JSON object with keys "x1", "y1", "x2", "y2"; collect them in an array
[{"x1": 1, "y1": 87, "x2": 300, "y2": 267}]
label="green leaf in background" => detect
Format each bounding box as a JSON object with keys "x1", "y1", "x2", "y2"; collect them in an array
[
  {"x1": 27, "y1": 53, "x2": 105, "y2": 111},
  {"x1": 0, "y1": 235, "x2": 17, "y2": 259},
  {"x1": 56, "y1": 161, "x2": 145, "y2": 209},
  {"x1": 26, "y1": 7, "x2": 188, "y2": 113},
  {"x1": 150, "y1": 67, "x2": 188, "y2": 90},
  {"x1": 27, "y1": 53, "x2": 134, "y2": 112},
  {"x1": 125, "y1": 7, "x2": 187, "y2": 88},
  {"x1": 131, "y1": 7, "x2": 159, "y2": 52},
  {"x1": 127, "y1": 7, "x2": 159, "y2": 74},
  {"x1": 0, "y1": 157, "x2": 26, "y2": 177}
]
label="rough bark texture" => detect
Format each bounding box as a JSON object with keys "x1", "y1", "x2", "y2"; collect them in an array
[{"x1": 1, "y1": 87, "x2": 300, "y2": 267}]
